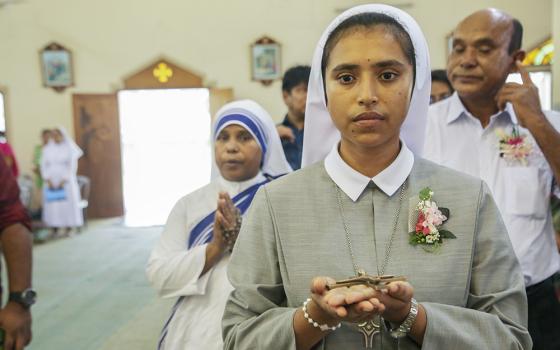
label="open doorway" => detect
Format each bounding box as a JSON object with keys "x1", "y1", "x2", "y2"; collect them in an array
[{"x1": 118, "y1": 88, "x2": 211, "y2": 227}]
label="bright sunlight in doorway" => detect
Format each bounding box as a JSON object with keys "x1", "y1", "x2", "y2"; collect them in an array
[{"x1": 118, "y1": 89, "x2": 211, "y2": 226}]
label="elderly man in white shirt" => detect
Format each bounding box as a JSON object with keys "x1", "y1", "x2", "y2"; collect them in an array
[{"x1": 424, "y1": 9, "x2": 560, "y2": 350}]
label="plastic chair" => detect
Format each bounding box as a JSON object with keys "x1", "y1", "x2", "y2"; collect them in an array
[{"x1": 77, "y1": 175, "x2": 90, "y2": 227}]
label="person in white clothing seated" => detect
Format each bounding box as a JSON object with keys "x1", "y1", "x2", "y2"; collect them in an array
[{"x1": 146, "y1": 99, "x2": 292, "y2": 350}]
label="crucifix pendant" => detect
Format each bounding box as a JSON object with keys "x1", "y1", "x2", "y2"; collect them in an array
[
  {"x1": 358, "y1": 316, "x2": 381, "y2": 349},
  {"x1": 326, "y1": 269, "x2": 407, "y2": 291}
]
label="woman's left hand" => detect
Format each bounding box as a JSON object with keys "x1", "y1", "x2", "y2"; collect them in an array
[
  {"x1": 310, "y1": 277, "x2": 382, "y2": 324},
  {"x1": 374, "y1": 281, "x2": 415, "y2": 324},
  {"x1": 317, "y1": 279, "x2": 415, "y2": 324}
]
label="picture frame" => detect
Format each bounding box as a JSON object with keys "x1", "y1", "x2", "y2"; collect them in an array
[
  {"x1": 40, "y1": 42, "x2": 74, "y2": 92},
  {"x1": 251, "y1": 36, "x2": 281, "y2": 86}
]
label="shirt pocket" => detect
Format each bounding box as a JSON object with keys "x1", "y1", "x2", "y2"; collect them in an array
[{"x1": 502, "y1": 166, "x2": 547, "y2": 218}]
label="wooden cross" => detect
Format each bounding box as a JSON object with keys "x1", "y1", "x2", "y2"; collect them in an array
[{"x1": 326, "y1": 272, "x2": 407, "y2": 291}]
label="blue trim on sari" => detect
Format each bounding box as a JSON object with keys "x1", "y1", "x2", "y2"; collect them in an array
[
  {"x1": 187, "y1": 174, "x2": 279, "y2": 249},
  {"x1": 215, "y1": 114, "x2": 268, "y2": 156},
  {"x1": 157, "y1": 173, "x2": 284, "y2": 350}
]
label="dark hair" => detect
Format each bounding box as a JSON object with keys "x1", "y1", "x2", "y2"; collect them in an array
[
  {"x1": 282, "y1": 65, "x2": 311, "y2": 93},
  {"x1": 431, "y1": 69, "x2": 453, "y2": 91},
  {"x1": 321, "y1": 13, "x2": 416, "y2": 84},
  {"x1": 508, "y1": 18, "x2": 523, "y2": 54},
  {"x1": 41, "y1": 129, "x2": 52, "y2": 136}
]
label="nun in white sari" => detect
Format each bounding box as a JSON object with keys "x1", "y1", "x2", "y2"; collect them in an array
[
  {"x1": 146, "y1": 100, "x2": 291, "y2": 350},
  {"x1": 223, "y1": 4, "x2": 531, "y2": 350},
  {"x1": 41, "y1": 127, "x2": 84, "y2": 230}
]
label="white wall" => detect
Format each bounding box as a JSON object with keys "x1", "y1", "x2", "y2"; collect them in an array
[{"x1": 0, "y1": 0, "x2": 553, "y2": 174}]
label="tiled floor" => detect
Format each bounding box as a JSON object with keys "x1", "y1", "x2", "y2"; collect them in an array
[{"x1": 27, "y1": 219, "x2": 173, "y2": 350}]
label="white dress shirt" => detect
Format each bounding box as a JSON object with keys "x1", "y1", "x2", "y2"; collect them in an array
[
  {"x1": 324, "y1": 141, "x2": 414, "y2": 201},
  {"x1": 146, "y1": 172, "x2": 266, "y2": 350},
  {"x1": 424, "y1": 92, "x2": 560, "y2": 287}
]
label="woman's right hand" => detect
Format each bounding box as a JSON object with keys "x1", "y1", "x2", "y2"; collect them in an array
[
  {"x1": 208, "y1": 206, "x2": 228, "y2": 256},
  {"x1": 308, "y1": 277, "x2": 385, "y2": 325},
  {"x1": 201, "y1": 194, "x2": 231, "y2": 276},
  {"x1": 208, "y1": 192, "x2": 240, "y2": 255},
  {"x1": 212, "y1": 192, "x2": 241, "y2": 252}
]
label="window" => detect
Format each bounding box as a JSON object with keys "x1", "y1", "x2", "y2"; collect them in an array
[
  {"x1": 506, "y1": 38, "x2": 554, "y2": 110},
  {"x1": 524, "y1": 39, "x2": 553, "y2": 66},
  {"x1": 507, "y1": 71, "x2": 552, "y2": 110}
]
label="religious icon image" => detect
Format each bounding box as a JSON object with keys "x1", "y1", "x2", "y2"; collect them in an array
[
  {"x1": 251, "y1": 36, "x2": 281, "y2": 85},
  {"x1": 40, "y1": 42, "x2": 74, "y2": 92}
]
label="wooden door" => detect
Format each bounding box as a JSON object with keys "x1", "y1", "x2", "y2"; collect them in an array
[
  {"x1": 72, "y1": 94, "x2": 124, "y2": 218},
  {"x1": 209, "y1": 88, "x2": 234, "y2": 121}
]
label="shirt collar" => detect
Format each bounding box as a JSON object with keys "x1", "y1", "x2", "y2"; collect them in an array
[
  {"x1": 324, "y1": 141, "x2": 414, "y2": 201},
  {"x1": 282, "y1": 115, "x2": 296, "y2": 129},
  {"x1": 282, "y1": 114, "x2": 304, "y2": 131},
  {"x1": 446, "y1": 91, "x2": 519, "y2": 125},
  {"x1": 445, "y1": 92, "x2": 466, "y2": 124},
  {"x1": 281, "y1": 114, "x2": 291, "y2": 127}
]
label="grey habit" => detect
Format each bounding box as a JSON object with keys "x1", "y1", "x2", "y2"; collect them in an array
[{"x1": 222, "y1": 158, "x2": 531, "y2": 349}]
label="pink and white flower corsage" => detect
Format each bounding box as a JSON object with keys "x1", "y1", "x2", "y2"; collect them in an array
[
  {"x1": 496, "y1": 126, "x2": 533, "y2": 166},
  {"x1": 409, "y1": 187, "x2": 455, "y2": 252}
]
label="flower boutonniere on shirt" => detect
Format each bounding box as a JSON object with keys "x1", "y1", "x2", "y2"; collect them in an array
[
  {"x1": 496, "y1": 126, "x2": 533, "y2": 166},
  {"x1": 409, "y1": 187, "x2": 456, "y2": 252}
]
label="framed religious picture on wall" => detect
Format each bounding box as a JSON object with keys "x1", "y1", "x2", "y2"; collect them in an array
[
  {"x1": 40, "y1": 42, "x2": 74, "y2": 92},
  {"x1": 251, "y1": 36, "x2": 281, "y2": 86}
]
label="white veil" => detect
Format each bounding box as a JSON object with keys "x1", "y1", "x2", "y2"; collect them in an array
[
  {"x1": 56, "y1": 126, "x2": 83, "y2": 160},
  {"x1": 301, "y1": 4, "x2": 431, "y2": 167},
  {"x1": 210, "y1": 100, "x2": 292, "y2": 180}
]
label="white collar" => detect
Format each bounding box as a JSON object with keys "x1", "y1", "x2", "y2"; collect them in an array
[
  {"x1": 217, "y1": 171, "x2": 266, "y2": 195},
  {"x1": 446, "y1": 92, "x2": 519, "y2": 125},
  {"x1": 324, "y1": 141, "x2": 414, "y2": 201}
]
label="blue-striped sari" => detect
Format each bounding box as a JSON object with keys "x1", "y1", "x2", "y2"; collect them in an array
[{"x1": 157, "y1": 174, "x2": 279, "y2": 350}]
